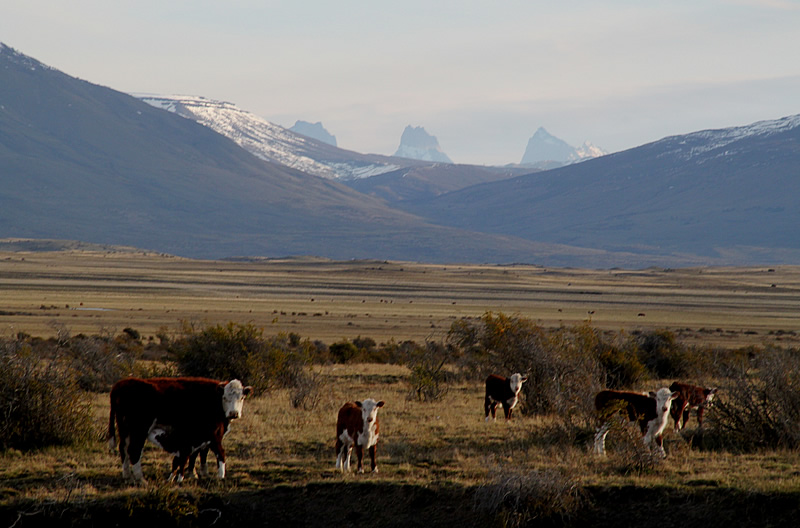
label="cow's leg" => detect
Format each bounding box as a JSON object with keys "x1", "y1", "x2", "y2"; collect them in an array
[
  {"x1": 593, "y1": 422, "x2": 611, "y2": 455},
  {"x1": 696, "y1": 406, "x2": 704, "y2": 428},
  {"x1": 654, "y1": 435, "x2": 667, "y2": 458},
  {"x1": 682, "y1": 405, "x2": 691, "y2": 429},
  {"x1": 674, "y1": 401, "x2": 688, "y2": 432},
  {"x1": 484, "y1": 395, "x2": 493, "y2": 421},
  {"x1": 127, "y1": 434, "x2": 147, "y2": 483},
  {"x1": 336, "y1": 433, "x2": 353, "y2": 472},
  {"x1": 355, "y1": 444, "x2": 365, "y2": 473},
  {"x1": 209, "y1": 442, "x2": 226, "y2": 479},
  {"x1": 368, "y1": 445, "x2": 378, "y2": 473},
  {"x1": 503, "y1": 404, "x2": 512, "y2": 420},
  {"x1": 169, "y1": 453, "x2": 189, "y2": 484},
  {"x1": 188, "y1": 448, "x2": 209, "y2": 478}
]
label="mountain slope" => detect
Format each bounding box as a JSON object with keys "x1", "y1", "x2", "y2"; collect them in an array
[
  {"x1": 136, "y1": 94, "x2": 422, "y2": 180},
  {"x1": 399, "y1": 115, "x2": 800, "y2": 264},
  {"x1": 1, "y1": 43, "x2": 625, "y2": 265}
]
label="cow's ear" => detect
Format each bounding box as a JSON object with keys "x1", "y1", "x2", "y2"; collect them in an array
[
  {"x1": 355, "y1": 401, "x2": 363, "y2": 408},
  {"x1": 376, "y1": 401, "x2": 385, "y2": 408},
  {"x1": 710, "y1": 388, "x2": 718, "y2": 394},
  {"x1": 218, "y1": 381, "x2": 228, "y2": 389},
  {"x1": 521, "y1": 377, "x2": 528, "y2": 383},
  {"x1": 670, "y1": 391, "x2": 680, "y2": 400},
  {"x1": 649, "y1": 391, "x2": 657, "y2": 399},
  {"x1": 243, "y1": 386, "x2": 253, "y2": 397}
]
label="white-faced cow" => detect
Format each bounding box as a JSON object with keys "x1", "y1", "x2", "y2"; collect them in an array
[
  {"x1": 669, "y1": 381, "x2": 718, "y2": 432},
  {"x1": 107, "y1": 377, "x2": 251, "y2": 483},
  {"x1": 335, "y1": 398, "x2": 384, "y2": 473},
  {"x1": 593, "y1": 387, "x2": 679, "y2": 458},
  {"x1": 484, "y1": 373, "x2": 527, "y2": 421}
]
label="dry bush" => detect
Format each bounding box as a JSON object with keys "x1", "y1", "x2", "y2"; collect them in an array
[
  {"x1": 405, "y1": 340, "x2": 451, "y2": 402},
  {"x1": 474, "y1": 465, "x2": 585, "y2": 527},
  {"x1": 0, "y1": 338, "x2": 93, "y2": 450},
  {"x1": 709, "y1": 346, "x2": 800, "y2": 451},
  {"x1": 601, "y1": 418, "x2": 664, "y2": 475}
]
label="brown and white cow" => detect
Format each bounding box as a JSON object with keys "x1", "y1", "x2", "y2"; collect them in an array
[
  {"x1": 107, "y1": 377, "x2": 251, "y2": 483},
  {"x1": 669, "y1": 381, "x2": 718, "y2": 432},
  {"x1": 593, "y1": 387, "x2": 679, "y2": 458},
  {"x1": 335, "y1": 399, "x2": 384, "y2": 473},
  {"x1": 484, "y1": 373, "x2": 527, "y2": 421}
]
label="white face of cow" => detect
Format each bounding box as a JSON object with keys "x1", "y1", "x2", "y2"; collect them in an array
[
  {"x1": 220, "y1": 379, "x2": 252, "y2": 419},
  {"x1": 705, "y1": 388, "x2": 718, "y2": 405},
  {"x1": 650, "y1": 387, "x2": 680, "y2": 418},
  {"x1": 356, "y1": 398, "x2": 384, "y2": 429},
  {"x1": 509, "y1": 373, "x2": 527, "y2": 395}
]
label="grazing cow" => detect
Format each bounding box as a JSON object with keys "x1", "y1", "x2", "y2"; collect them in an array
[
  {"x1": 669, "y1": 381, "x2": 718, "y2": 432},
  {"x1": 107, "y1": 377, "x2": 252, "y2": 483},
  {"x1": 335, "y1": 399, "x2": 384, "y2": 473},
  {"x1": 593, "y1": 387, "x2": 679, "y2": 458},
  {"x1": 484, "y1": 373, "x2": 527, "y2": 421}
]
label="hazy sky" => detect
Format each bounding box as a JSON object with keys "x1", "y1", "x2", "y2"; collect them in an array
[{"x1": 4, "y1": 0, "x2": 800, "y2": 165}]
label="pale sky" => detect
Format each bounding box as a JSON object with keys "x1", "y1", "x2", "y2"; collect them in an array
[{"x1": 4, "y1": 0, "x2": 800, "y2": 165}]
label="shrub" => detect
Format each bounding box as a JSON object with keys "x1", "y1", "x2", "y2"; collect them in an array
[
  {"x1": 709, "y1": 346, "x2": 800, "y2": 451},
  {"x1": 474, "y1": 465, "x2": 584, "y2": 527},
  {"x1": 448, "y1": 314, "x2": 603, "y2": 421},
  {"x1": 171, "y1": 322, "x2": 321, "y2": 396},
  {"x1": 329, "y1": 340, "x2": 359, "y2": 363},
  {"x1": 172, "y1": 321, "x2": 263, "y2": 383},
  {"x1": 0, "y1": 338, "x2": 92, "y2": 450},
  {"x1": 405, "y1": 341, "x2": 451, "y2": 402},
  {"x1": 64, "y1": 333, "x2": 142, "y2": 392}
]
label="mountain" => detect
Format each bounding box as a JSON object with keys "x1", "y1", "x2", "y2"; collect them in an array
[
  {"x1": 0, "y1": 43, "x2": 618, "y2": 265},
  {"x1": 289, "y1": 120, "x2": 337, "y2": 146},
  {"x1": 135, "y1": 94, "x2": 424, "y2": 180},
  {"x1": 398, "y1": 114, "x2": 800, "y2": 265},
  {"x1": 520, "y1": 127, "x2": 606, "y2": 167},
  {"x1": 393, "y1": 126, "x2": 453, "y2": 163}
]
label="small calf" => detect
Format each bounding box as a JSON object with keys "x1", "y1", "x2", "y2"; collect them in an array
[
  {"x1": 593, "y1": 387, "x2": 679, "y2": 458},
  {"x1": 335, "y1": 399, "x2": 384, "y2": 473},
  {"x1": 484, "y1": 373, "x2": 527, "y2": 421},
  {"x1": 669, "y1": 381, "x2": 718, "y2": 432}
]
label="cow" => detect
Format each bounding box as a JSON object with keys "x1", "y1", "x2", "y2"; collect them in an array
[
  {"x1": 669, "y1": 381, "x2": 718, "y2": 432},
  {"x1": 593, "y1": 387, "x2": 679, "y2": 458},
  {"x1": 484, "y1": 373, "x2": 527, "y2": 421},
  {"x1": 335, "y1": 399, "x2": 384, "y2": 473},
  {"x1": 107, "y1": 377, "x2": 252, "y2": 483}
]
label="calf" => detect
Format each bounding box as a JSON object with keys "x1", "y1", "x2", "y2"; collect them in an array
[
  {"x1": 335, "y1": 399, "x2": 384, "y2": 473},
  {"x1": 107, "y1": 377, "x2": 251, "y2": 483},
  {"x1": 484, "y1": 373, "x2": 527, "y2": 421},
  {"x1": 669, "y1": 381, "x2": 718, "y2": 432},
  {"x1": 593, "y1": 387, "x2": 679, "y2": 458}
]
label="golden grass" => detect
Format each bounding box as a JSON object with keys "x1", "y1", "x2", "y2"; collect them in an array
[{"x1": 2, "y1": 364, "x2": 799, "y2": 512}]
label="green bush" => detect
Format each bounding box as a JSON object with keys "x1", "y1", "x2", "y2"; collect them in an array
[
  {"x1": 0, "y1": 338, "x2": 92, "y2": 450},
  {"x1": 171, "y1": 322, "x2": 320, "y2": 396}
]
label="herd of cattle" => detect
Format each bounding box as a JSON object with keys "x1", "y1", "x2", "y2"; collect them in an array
[{"x1": 106, "y1": 374, "x2": 717, "y2": 484}]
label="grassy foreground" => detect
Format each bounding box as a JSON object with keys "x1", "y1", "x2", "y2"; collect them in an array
[{"x1": 2, "y1": 364, "x2": 800, "y2": 527}]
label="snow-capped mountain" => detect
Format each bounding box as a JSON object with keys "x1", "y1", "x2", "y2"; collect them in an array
[
  {"x1": 393, "y1": 126, "x2": 453, "y2": 163},
  {"x1": 135, "y1": 94, "x2": 401, "y2": 180},
  {"x1": 289, "y1": 120, "x2": 337, "y2": 146},
  {"x1": 520, "y1": 127, "x2": 606, "y2": 166}
]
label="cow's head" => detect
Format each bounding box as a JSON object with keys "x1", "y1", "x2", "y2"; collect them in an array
[
  {"x1": 219, "y1": 379, "x2": 253, "y2": 419},
  {"x1": 509, "y1": 373, "x2": 528, "y2": 395},
  {"x1": 704, "y1": 387, "x2": 718, "y2": 405},
  {"x1": 356, "y1": 398, "x2": 385, "y2": 426},
  {"x1": 649, "y1": 387, "x2": 680, "y2": 418}
]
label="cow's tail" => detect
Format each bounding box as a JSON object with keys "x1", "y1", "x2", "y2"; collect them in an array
[{"x1": 107, "y1": 391, "x2": 117, "y2": 452}]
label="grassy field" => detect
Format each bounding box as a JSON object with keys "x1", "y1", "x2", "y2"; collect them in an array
[
  {"x1": 1, "y1": 363, "x2": 800, "y2": 527},
  {"x1": 2, "y1": 250, "x2": 800, "y2": 526},
  {"x1": 2, "y1": 249, "x2": 800, "y2": 349}
]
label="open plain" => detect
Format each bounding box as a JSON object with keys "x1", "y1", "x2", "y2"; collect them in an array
[
  {"x1": 2, "y1": 249, "x2": 800, "y2": 348},
  {"x1": 2, "y1": 248, "x2": 800, "y2": 527}
]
